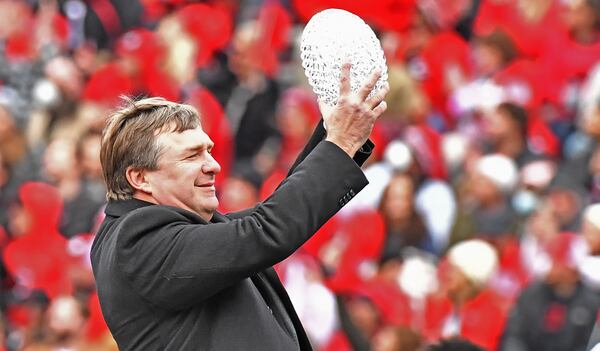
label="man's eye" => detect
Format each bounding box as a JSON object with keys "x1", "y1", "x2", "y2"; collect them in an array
[{"x1": 186, "y1": 154, "x2": 198, "y2": 160}]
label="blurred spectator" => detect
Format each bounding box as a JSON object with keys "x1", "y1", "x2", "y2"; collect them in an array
[
  {"x1": 7, "y1": 291, "x2": 49, "y2": 351},
  {"x1": 22, "y1": 295, "x2": 87, "y2": 350},
  {"x1": 566, "y1": 71, "x2": 600, "y2": 201},
  {"x1": 277, "y1": 252, "x2": 337, "y2": 349},
  {"x1": 427, "y1": 338, "x2": 484, "y2": 351},
  {"x1": 205, "y1": 20, "x2": 281, "y2": 173},
  {"x1": 42, "y1": 139, "x2": 104, "y2": 237},
  {"x1": 327, "y1": 293, "x2": 382, "y2": 351},
  {"x1": 82, "y1": 62, "x2": 134, "y2": 107},
  {"x1": 274, "y1": 87, "x2": 321, "y2": 172},
  {"x1": 512, "y1": 159, "x2": 556, "y2": 217},
  {"x1": 0, "y1": 105, "x2": 27, "y2": 174},
  {"x1": 552, "y1": 0, "x2": 600, "y2": 84},
  {"x1": 84, "y1": 293, "x2": 117, "y2": 350},
  {"x1": 501, "y1": 231, "x2": 600, "y2": 351},
  {"x1": 217, "y1": 163, "x2": 261, "y2": 214},
  {"x1": 397, "y1": 254, "x2": 439, "y2": 328},
  {"x1": 0, "y1": 105, "x2": 34, "y2": 228},
  {"x1": 323, "y1": 210, "x2": 385, "y2": 293},
  {"x1": 0, "y1": 152, "x2": 8, "y2": 231},
  {"x1": 441, "y1": 132, "x2": 470, "y2": 183},
  {"x1": 396, "y1": 4, "x2": 471, "y2": 129},
  {"x1": 76, "y1": 129, "x2": 105, "y2": 199},
  {"x1": 473, "y1": 30, "x2": 517, "y2": 78},
  {"x1": 3, "y1": 182, "x2": 73, "y2": 300},
  {"x1": 425, "y1": 240, "x2": 506, "y2": 350},
  {"x1": 547, "y1": 170, "x2": 587, "y2": 232},
  {"x1": 520, "y1": 201, "x2": 565, "y2": 280},
  {"x1": 21, "y1": 293, "x2": 114, "y2": 351},
  {"x1": 82, "y1": 0, "x2": 144, "y2": 49},
  {"x1": 450, "y1": 30, "x2": 517, "y2": 116},
  {"x1": 484, "y1": 102, "x2": 544, "y2": 167},
  {"x1": 347, "y1": 138, "x2": 456, "y2": 254},
  {"x1": 379, "y1": 174, "x2": 434, "y2": 261},
  {"x1": 372, "y1": 325, "x2": 424, "y2": 351},
  {"x1": 451, "y1": 154, "x2": 518, "y2": 244},
  {"x1": 340, "y1": 140, "x2": 414, "y2": 214},
  {"x1": 405, "y1": 134, "x2": 457, "y2": 255},
  {"x1": 473, "y1": 0, "x2": 563, "y2": 60}
]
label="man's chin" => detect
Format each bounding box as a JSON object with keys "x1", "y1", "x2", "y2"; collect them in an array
[{"x1": 197, "y1": 198, "x2": 219, "y2": 219}]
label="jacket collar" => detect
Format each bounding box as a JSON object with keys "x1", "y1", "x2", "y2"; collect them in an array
[
  {"x1": 104, "y1": 198, "x2": 155, "y2": 217},
  {"x1": 104, "y1": 198, "x2": 229, "y2": 224}
]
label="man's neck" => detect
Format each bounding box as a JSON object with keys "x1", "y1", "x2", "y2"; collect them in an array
[{"x1": 132, "y1": 192, "x2": 158, "y2": 205}]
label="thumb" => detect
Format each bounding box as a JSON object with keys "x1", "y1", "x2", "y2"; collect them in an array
[{"x1": 318, "y1": 100, "x2": 334, "y2": 130}]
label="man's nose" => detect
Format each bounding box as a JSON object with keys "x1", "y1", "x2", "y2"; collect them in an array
[{"x1": 202, "y1": 154, "x2": 221, "y2": 175}]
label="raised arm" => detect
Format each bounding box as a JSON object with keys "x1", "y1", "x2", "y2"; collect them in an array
[
  {"x1": 116, "y1": 141, "x2": 367, "y2": 310},
  {"x1": 115, "y1": 64, "x2": 388, "y2": 311}
]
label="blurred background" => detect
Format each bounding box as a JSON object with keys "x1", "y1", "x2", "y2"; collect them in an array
[{"x1": 1, "y1": 0, "x2": 600, "y2": 350}]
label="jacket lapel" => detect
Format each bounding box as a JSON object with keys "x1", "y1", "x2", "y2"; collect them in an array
[
  {"x1": 262, "y1": 267, "x2": 313, "y2": 351},
  {"x1": 212, "y1": 211, "x2": 311, "y2": 349}
]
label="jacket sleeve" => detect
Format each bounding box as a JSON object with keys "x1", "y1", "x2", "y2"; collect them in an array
[
  {"x1": 115, "y1": 141, "x2": 368, "y2": 311},
  {"x1": 499, "y1": 289, "x2": 532, "y2": 351},
  {"x1": 227, "y1": 120, "x2": 373, "y2": 220},
  {"x1": 287, "y1": 120, "x2": 374, "y2": 177}
]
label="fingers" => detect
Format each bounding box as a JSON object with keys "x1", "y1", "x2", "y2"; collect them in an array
[
  {"x1": 366, "y1": 82, "x2": 389, "y2": 109},
  {"x1": 339, "y1": 62, "x2": 352, "y2": 97},
  {"x1": 357, "y1": 69, "x2": 382, "y2": 102},
  {"x1": 371, "y1": 100, "x2": 388, "y2": 118},
  {"x1": 318, "y1": 100, "x2": 334, "y2": 127}
]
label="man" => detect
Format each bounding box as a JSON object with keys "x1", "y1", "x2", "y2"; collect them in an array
[
  {"x1": 501, "y1": 230, "x2": 600, "y2": 351},
  {"x1": 91, "y1": 63, "x2": 388, "y2": 350}
]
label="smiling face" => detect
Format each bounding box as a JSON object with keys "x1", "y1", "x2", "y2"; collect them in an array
[{"x1": 141, "y1": 126, "x2": 221, "y2": 221}]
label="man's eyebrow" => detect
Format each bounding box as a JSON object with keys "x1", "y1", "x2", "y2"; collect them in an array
[{"x1": 184, "y1": 142, "x2": 214, "y2": 152}]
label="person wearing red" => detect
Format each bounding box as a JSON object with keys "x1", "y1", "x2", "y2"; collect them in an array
[
  {"x1": 424, "y1": 240, "x2": 507, "y2": 350},
  {"x1": 4, "y1": 182, "x2": 74, "y2": 299},
  {"x1": 473, "y1": 0, "x2": 565, "y2": 60}
]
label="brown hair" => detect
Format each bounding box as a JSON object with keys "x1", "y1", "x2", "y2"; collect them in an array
[
  {"x1": 100, "y1": 96, "x2": 200, "y2": 200},
  {"x1": 477, "y1": 30, "x2": 518, "y2": 65}
]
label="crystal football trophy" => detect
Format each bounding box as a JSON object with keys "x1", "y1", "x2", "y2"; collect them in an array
[{"x1": 300, "y1": 9, "x2": 388, "y2": 107}]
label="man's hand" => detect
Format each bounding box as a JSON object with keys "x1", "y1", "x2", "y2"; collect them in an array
[{"x1": 322, "y1": 63, "x2": 389, "y2": 157}]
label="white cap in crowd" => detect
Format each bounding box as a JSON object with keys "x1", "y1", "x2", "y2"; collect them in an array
[
  {"x1": 441, "y1": 132, "x2": 469, "y2": 171},
  {"x1": 384, "y1": 140, "x2": 413, "y2": 171},
  {"x1": 475, "y1": 154, "x2": 519, "y2": 194},
  {"x1": 520, "y1": 160, "x2": 556, "y2": 190},
  {"x1": 584, "y1": 203, "x2": 600, "y2": 230},
  {"x1": 398, "y1": 254, "x2": 439, "y2": 300},
  {"x1": 448, "y1": 239, "x2": 499, "y2": 287}
]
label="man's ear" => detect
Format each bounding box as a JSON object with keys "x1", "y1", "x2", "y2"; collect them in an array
[{"x1": 125, "y1": 167, "x2": 152, "y2": 195}]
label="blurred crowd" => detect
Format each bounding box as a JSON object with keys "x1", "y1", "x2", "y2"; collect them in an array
[{"x1": 1, "y1": 0, "x2": 600, "y2": 350}]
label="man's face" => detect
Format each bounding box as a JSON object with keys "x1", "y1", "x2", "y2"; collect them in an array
[{"x1": 144, "y1": 126, "x2": 221, "y2": 221}]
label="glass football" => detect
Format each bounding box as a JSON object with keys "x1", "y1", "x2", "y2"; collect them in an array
[{"x1": 300, "y1": 9, "x2": 388, "y2": 107}]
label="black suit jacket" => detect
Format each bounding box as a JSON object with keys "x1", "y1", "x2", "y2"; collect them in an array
[{"x1": 91, "y1": 122, "x2": 373, "y2": 350}]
